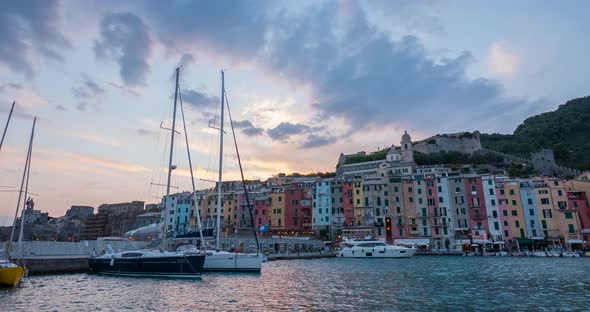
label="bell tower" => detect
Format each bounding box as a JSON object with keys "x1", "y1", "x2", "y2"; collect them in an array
[{"x1": 400, "y1": 130, "x2": 414, "y2": 162}]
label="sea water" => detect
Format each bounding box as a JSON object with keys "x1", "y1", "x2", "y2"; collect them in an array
[{"x1": 1, "y1": 257, "x2": 589, "y2": 311}]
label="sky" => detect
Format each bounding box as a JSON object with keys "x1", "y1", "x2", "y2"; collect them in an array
[{"x1": 1, "y1": 0, "x2": 589, "y2": 221}]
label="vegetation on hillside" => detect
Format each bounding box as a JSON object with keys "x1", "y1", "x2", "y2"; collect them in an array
[
  {"x1": 285, "y1": 172, "x2": 336, "y2": 179},
  {"x1": 481, "y1": 96, "x2": 590, "y2": 171},
  {"x1": 342, "y1": 148, "x2": 390, "y2": 165}
]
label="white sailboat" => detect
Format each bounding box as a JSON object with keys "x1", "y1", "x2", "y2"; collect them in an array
[
  {"x1": 201, "y1": 71, "x2": 262, "y2": 272},
  {"x1": 88, "y1": 68, "x2": 206, "y2": 278}
]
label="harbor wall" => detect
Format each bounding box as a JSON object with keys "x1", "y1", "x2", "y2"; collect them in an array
[{"x1": 2, "y1": 238, "x2": 329, "y2": 274}]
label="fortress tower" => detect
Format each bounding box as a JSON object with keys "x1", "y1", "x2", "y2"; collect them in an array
[{"x1": 400, "y1": 130, "x2": 414, "y2": 162}]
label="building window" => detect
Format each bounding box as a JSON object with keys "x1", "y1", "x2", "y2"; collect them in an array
[
  {"x1": 558, "y1": 190, "x2": 563, "y2": 196},
  {"x1": 529, "y1": 209, "x2": 535, "y2": 216},
  {"x1": 515, "y1": 221, "x2": 520, "y2": 228},
  {"x1": 565, "y1": 212, "x2": 573, "y2": 219},
  {"x1": 489, "y1": 189, "x2": 494, "y2": 196},
  {"x1": 568, "y1": 224, "x2": 575, "y2": 233},
  {"x1": 491, "y1": 199, "x2": 496, "y2": 206}
]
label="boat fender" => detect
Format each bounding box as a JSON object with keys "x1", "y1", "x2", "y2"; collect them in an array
[{"x1": 110, "y1": 257, "x2": 115, "y2": 266}]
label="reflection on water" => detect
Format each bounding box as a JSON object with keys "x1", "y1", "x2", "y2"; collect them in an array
[{"x1": 1, "y1": 257, "x2": 590, "y2": 311}]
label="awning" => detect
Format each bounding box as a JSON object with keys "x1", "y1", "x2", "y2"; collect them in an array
[
  {"x1": 472, "y1": 239, "x2": 492, "y2": 244},
  {"x1": 566, "y1": 239, "x2": 585, "y2": 244},
  {"x1": 493, "y1": 241, "x2": 505, "y2": 245},
  {"x1": 516, "y1": 238, "x2": 533, "y2": 245},
  {"x1": 395, "y1": 238, "x2": 430, "y2": 246}
]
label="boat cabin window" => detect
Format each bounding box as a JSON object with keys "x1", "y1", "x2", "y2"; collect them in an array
[
  {"x1": 121, "y1": 252, "x2": 143, "y2": 257},
  {"x1": 357, "y1": 242, "x2": 388, "y2": 247}
]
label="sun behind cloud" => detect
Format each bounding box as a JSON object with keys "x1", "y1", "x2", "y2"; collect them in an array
[{"x1": 487, "y1": 41, "x2": 520, "y2": 78}]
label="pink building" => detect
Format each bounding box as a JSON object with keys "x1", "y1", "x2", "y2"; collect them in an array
[
  {"x1": 464, "y1": 176, "x2": 490, "y2": 233},
  {"x1": 568, "y1": 191, "x2": 590, "y2": 249},
  {"x1": 495, "y1": 181, "x2": 514, "y2": 244}
]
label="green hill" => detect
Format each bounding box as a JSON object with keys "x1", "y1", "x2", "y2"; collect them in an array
[{"x1": 481, "y1": 96, "x2": 590, "y2": 171}]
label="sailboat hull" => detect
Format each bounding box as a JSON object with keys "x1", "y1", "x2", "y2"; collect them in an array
[
  {"x1": 89, "y1": 254, "x2": 206, "y2": 278},
  {"x1": 203, "y1": 251, "x2": 262, "y2": 272},
  {"x1": 0, "y1": 266, "x2": 26, "y2": 287}
]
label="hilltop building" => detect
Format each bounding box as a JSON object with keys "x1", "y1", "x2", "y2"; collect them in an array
[
  {"x1": 413, "y1": 131, "x2": 482, "y2": 155},
  {"x1": 336, "y1": 131, "x2": 416, "y2": 178},
  {"x1": 66, "y1": 206, "x2": 94, "y2": 219},
  {"x1": 81, "y1": 201, "x2": 144, "y2": 240}
]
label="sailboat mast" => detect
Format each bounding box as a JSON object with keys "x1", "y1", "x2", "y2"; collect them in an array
[
  {"x1": 8, "y1": 117, "x2": 36, "y2": 252},
  {"x1": 178, "y1": 86, "x2": 205, "y2": 248},
  {"x1": 0, "y1": 101, "x2": 15, "y2": 153},
  {"x1": 164, "y1": 67, "x2": 180, "y2": 238},
  {"x1": 216, "y1": 70, "x2": 225, "y2": 248},
  {"x1": 18, "y1": 118, "x2": 36, "y2": 258}
]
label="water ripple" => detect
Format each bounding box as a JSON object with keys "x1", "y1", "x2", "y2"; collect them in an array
[{"x1": 1, "y1": 257, "x2": 589, "y2": 311}]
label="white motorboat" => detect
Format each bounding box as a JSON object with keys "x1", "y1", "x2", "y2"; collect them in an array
[{"x1": 337, "y1": 239, "x2": 416, "y2": 258}]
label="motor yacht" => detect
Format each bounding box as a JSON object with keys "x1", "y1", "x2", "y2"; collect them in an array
[{"x1": 337, "y1": 238, "x2": 416, "y2": 258}]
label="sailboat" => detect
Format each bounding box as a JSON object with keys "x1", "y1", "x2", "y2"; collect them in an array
[
  {"x1": 0, "y1": 101, "x2": 28, "y2": 288},
  {"x1": 88, "y1": 68, "x2": 206, "y2": 278},
  {"x1": 200, "y1": 71, "x2": 263, "y2": 272}
]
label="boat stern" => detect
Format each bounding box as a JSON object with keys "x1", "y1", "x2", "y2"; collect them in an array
[{"x1": 0, "y1": 266, "x2": 26, "y2": 287}]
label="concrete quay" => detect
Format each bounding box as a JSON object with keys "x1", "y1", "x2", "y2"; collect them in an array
[{"x1": 2, "y1": 238, "x2": 330, "y2": 275}]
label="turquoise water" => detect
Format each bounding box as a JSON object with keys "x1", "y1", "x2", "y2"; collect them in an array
[{"x1": 2, "y1": 257, "x2": 590, "y2": 311}]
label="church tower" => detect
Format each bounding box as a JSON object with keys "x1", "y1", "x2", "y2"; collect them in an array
[{"x1": 400, "y1": 130, "x2": 414, "y2": 162}]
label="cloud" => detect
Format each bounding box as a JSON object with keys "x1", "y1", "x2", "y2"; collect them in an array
[
  {"x1": 301, "y1": 134, "x2": 338, "y2": 149},
  {"x1": 71, "y1": 77, "x2": 106, "y2": 111},
  {"x1": 0, "y1": 0, "x2": 70, "y2": 77},
  {"x1": 487, "y1": 41, "x2": 519, "y2": 78},
  {"x1": 108, "y1": 82, "x2": 139, "y2": 96},
  {"x1": 94, "y1": 12, "x2": 152, "y2": 86},
  {"x1": 72, "y1": 79, "x2": 105, "y2": 99},
  {"x1": 131, "y1": 1, "x2": 537, "y2": 134},
  {"x1": 181, "y1": 89, "x2": 219, "y2": 109},
  {"x1": 0, "y1": 83, "x2": 22, "y2": 92},
  {"x1": 232, "y1": 120, "x2": 264, "y2": 137},
  {"x1": 178, "y1": 53, "x2": 195, "y2": 68},
  {"x1": 267, "y1": 122, "x2": 323, "y2": 141},
  {"x1": 142, "y1": 1, "x2": 272, "y2": 61},
  {"x1": 55, "y1": 104, "x2": 67, "y2": 111}
]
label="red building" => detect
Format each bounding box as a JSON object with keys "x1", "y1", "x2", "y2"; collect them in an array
[
  {"x1": 426, "y1": 176, "x2": 443, "y2": 239},
  {"x1": 342, "y1": 182, "x2": 354, "y2": 226},
  {"x1": 464, "y1": 176, "x2": 490, "y2": 234},
  {"x1": 253, "y1": 196, "x2": 269, "y2": 230},
  {"x1": 284, "y1": 178, "x2": 315, "y2": 234},
  {"x1": 568, "y1": 191, "x2": 590, "y2": 248}
]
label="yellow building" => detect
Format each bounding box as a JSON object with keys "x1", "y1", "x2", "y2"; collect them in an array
[
  {"x1": 268, "y1": 187, "x2": 285, "y2": 232},
  {"x1": 504, "y1": 181, "x2": 527, "y2": 239},
  {"x1": 533, "y1": 180, "x2": 561, "y2": 245},
  {"x1": 353, "y1": 181, "x2": 364, "y2": 226},
  {"x1": 548, "y1": 178, "x2": 582, "y2": 246}
]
